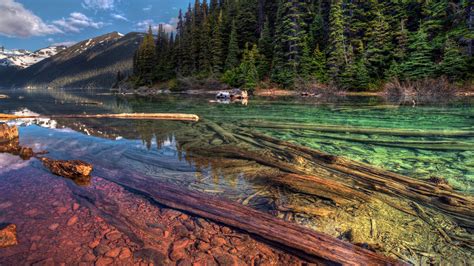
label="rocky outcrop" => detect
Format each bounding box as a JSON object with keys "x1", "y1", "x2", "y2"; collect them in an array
[{"x1": 0, "y1": 224, "x2": 18, "y2": 248}]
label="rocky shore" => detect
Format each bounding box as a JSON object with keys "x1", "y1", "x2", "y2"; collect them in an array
[{"x1": 0, "y1": 167, "x2": 308, "y2": 265}]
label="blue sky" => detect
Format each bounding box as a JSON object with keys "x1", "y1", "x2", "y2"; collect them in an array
[{"x1": 0, "y1": 0, "x2": 190, "y2": 51}]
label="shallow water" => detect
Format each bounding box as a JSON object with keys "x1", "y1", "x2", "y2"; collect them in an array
[{"x1": 1, "y1": 88, "x2": 473, "y2": 263}]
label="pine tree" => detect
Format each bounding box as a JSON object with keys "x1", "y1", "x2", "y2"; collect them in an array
[
  {"x1": 311, "y1": 45, "x2": 328, "y2": 83},
  {"x1": 136, "y1": 25, "x2": 156, "y2": 85},
  {"x1": 258, "y1": 17, "x2": 273, "y2": 79},
  {"x1": 439, "y1": 38, "x2": 467, "y2": 80},
  {"x1": 225, "y1": 20, "x2": 240, "y2": 70},
  {"x1": 211, "y1": 10, "x2": 224, "y2": 74},
  {"x1": 366, "y1": 2, "x2": 392, "y2": 79},
  {"x1": 327, "y1": 0, "x2": 347, "y2": 82},
  {"x1": 240, "y1": 43, "x2": 260, "y2": 90},
  {"x1": 401, "y1": 26, "x2": 435, "y2": 80}
]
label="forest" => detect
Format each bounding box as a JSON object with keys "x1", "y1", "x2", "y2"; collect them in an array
[{"x1": 132, "y1": 0, "x2": 473, "y2": 91}]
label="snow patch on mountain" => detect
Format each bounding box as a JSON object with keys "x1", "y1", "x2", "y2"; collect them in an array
[{"x1": 0, "y1": 46, "x2": 67, "y2": 69}]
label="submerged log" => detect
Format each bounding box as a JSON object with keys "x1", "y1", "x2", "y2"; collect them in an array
[
  {"x1": 242, "y1": 121, "x2": 474, "y2": 137},
  {"x1": 111, "y1": 174, "x2": 403, "y2": 265},
  {"x1": 203, "y1": 119, "x2": 238, "y2": 143},
  {"x1": 41, "y1": 158, "x2": 93, "y2": 186},
  {"x1": 247, "y1": 132, "x2": 474, "y2": 232},
  {"x1": 0, "y1": 224, "x2": 18, "y2": 248},
  {"x1": 0, "y1": 113, "x2": 200, "y2": 122}
]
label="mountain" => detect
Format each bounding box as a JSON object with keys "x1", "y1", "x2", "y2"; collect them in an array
[
  {"x1": 0, "y1": 46, "x2": 67, "y2": 69},
  {"x1": 0, "y1": 32, "x2": 144, "y2": 89}
]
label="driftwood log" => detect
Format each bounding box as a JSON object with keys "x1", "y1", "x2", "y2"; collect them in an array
[
  {"x1": 0, "y1": 113, "x2": 200, "y2": 122},
  {"x1": 242, "y1": 121, "x2": 474, "y2": 138},
  {"x1": 110, "y1": 173, "x2": 403, "y2": 265}
]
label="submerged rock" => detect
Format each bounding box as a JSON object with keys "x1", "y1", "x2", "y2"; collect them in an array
[
  {"x1": 0, "y1": 224, "x2": 18, "y2": 248},
  {"x1": 41, "y1": 158, "x2": 93, "y2": 186}
]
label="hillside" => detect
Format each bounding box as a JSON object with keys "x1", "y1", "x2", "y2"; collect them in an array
[{"x1": 0, "y1": 32, "x2": 144, "y2": 89}]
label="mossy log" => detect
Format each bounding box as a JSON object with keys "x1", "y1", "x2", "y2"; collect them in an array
[
  {"x1": 0, "y1": 113, "x2": 200, "y2": 122},
  {"x1": 242, "y1": 121, "x2": 474, "y2": 137},
  {"x1": 111, "y1": 173, "x2": 403, "y2": 265},
  {"x1": 202, "y1": 119, "x2": 238, "y2": 143}
]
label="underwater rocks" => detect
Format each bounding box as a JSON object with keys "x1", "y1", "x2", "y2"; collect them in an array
[
  {"x1": 41, "y1": 158, "x2": 93, "y2": 186},
  {"x1": 0, "y1": 224, "x2": 18, "y2": 248}
]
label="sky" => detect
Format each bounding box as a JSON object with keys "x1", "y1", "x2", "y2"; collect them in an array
[{"x1": 0, "y1": 0, "x2": 190, "y2": 51}]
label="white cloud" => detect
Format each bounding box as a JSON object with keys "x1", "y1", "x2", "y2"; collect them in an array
[
  {"x1": 82, "y1": 0, "x2": 116, "y2": 10},
  {"x1": 136, "y1": 18, "x2": 177, "y2": 33},
  {"x1": 143, "y1": 5, "x2": 152, "y2": 12},
  {"x1": 53, "y1": 12, "x2": 105, "y2": 33},
  {"x1": 111, "y1": 14, "x2": 128, "y2": 21},
  {"x1": 0, "y1": 0, "x2": 62, "y2": 38},
  {"x1": 51, "y1": 41, "x2": 77, "y2": 47}
]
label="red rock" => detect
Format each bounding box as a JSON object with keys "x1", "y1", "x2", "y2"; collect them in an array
[
  {"x1": 214, "y1": 254, "x2": 242, "y2": 266},
  {"x1": 105, "y1": 231, "x2": 121, "y2": 241},
  {"x1": 57, "y1": 207, "x2": 68, "y2": 214},
  {"x1": 169, "y1": 238, "x2": 191, "y2": 261},
  {"x1": 210, "y1": 236, "x2": 227, "y2": 247},
  {"x1": 105, "y1": 247, "x2": 121, "y2": 258},
  {"x1": 196, "y1": 241, "x2": 211, "y2": 252},
  {"x1": 48, "y1": 223, "x2": 60, "y2": 231},
  {"x1": 88, "y1": 239, "x2": 100, "y2": 249},
  {"x1": 0, "y1": 224, "x2": 18, "y2": 248},
  {"x1": 67, "y1": 215, "x2": 79, "y2": 226},
  {"x1": 118, "y1": 248, "x2": 132, "y2": 259},
  {"x1": 95, "y1": 256, "x2": 114, "y2": 266},
  {"x1": 82, "y1": 253, "x2": 97, "y2": 262},
  {"x1": 93, "y1": 244, "x2": 110, "y2": 256},
  {"x1": 73, "y1": 203, "x2": 80, "y2": 211}
]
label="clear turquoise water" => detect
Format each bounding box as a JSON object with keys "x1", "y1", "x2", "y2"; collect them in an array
[{"x1": 2, "y1": 89, "x2": 473, "y2": 193}]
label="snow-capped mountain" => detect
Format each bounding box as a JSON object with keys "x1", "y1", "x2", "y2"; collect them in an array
[{"x1": 0, "y1": 46, "x2": 67, "y2": 69}]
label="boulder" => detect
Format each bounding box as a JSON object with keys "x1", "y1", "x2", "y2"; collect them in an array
[
  {"x1": 41, "y1": 158, "x2": 93, "y2": 186},
  {"x1": 0, "y1": 224, "x2": 18, "y2": 248}
]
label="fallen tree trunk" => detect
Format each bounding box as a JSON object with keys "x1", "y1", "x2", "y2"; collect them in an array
[
  {"x1": 0, "y1": 113, "x2": 200, "y2": 122},
  {"x1": 247, "y1": 132, "x2": 474, "y2": 231},
  {"x1": 242, "y1": 121, "x2": 474, "y2": 137},
  {"x1": 110, "y1": 174, "x2": 403, "y2": 265}
]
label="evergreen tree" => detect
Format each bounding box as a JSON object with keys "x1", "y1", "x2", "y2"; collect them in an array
[
  {"x1": 240, "y1": 43, "x2": 260, "y2": 90},
  {"x1": 439, "y1": 38, "x2": 467, "y2": 80},
  {"x1": 401, "y1": 26, "x2": 435, "y2": 80},
  {"x1": 135, "y1": 25, "x2": 156, "y2": 85},
  {"x1": 258, "y1": 17, "x2": 273, "y2": 78},
  {"x1": 327, "y1": 0, "x2": 347, "y2": 82},
  {"x1": 366, "y1": 3, "x2": 392, "y2": 79},
  {"x1": 225, "y1": 20, "x2": 240, "y2": 70},
  {"x1": 211, "y1": 11, "x2": 225, "y2": 74}
]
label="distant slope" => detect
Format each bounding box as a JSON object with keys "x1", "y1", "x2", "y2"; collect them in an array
[
  {"x1": 0, "y1": 46, "x2": 67, "y2": 69},
  {"x1": 1, "y1": 32, "x2": 144, "y2": 89}
]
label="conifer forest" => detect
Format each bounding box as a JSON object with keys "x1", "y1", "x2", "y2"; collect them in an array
[{"x1": 133, "y1": 0, "x2": 473, "y2": 90}]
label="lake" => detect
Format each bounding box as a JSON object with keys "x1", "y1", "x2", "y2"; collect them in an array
[{"x1": 1, "y1": 88, "x2": 473, "y2": 264}]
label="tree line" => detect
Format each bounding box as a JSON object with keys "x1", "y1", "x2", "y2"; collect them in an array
[{"x1": 132, "y1": 0, "x2": 473, "y2": 91}]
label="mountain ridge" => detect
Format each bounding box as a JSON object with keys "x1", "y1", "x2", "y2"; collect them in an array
[{"x1": 0, "y1": 31, "x2": 143, "y2": 89}]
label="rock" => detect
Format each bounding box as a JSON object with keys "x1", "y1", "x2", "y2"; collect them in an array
[
  {"x1": 73, "y1": 203, "x2": 80, "y2": 211},
  {"x1": 169, "y1": 238, "x2": 190, "y2": 261},
  {"x1": 95, "y1": 257, "x2": 114, "y2": 266},
  {"x1": 48, "y1": 223, "x2": 60, "y2": 231},
  {"x1": 57, "y1": 207, "x2": 68, "y2": 214},
  {"x1": 88, "y1": 239, "x2": 101, "y2": 249},
  {"x1": 105, "y1": 231, "x2": 121, "y2": 241},
  {"x1": 210, "y1": 236, "x2": 227, "y2": 247},
  {"x1": 41, "y1": 158, "x2": 93, "y2": 186},
  {"x1": 214, "y1": 254, "x2": 242, "y2": 266},
  {"x1": 105, "y1": 247, "x2": 121, "y2": 258},
  {"x1": 82, "y1": 253, "x2": 96, "y2": 262},
  {"x1": 0, "y1": 224, "x2": 18, "y2": 248},
  {"x1": 196, "y1": 241, "x2": 211, "y2": 252},
  {"x1": 94, "y1": 244, "x2": 110, "y2": 256},
  {"x1": 177, "y1": 258, "x2": 193, "y2": 266},
  {"x1": 118, "y1": 248, "x2": 132, "y2": 259},
  {"x1": 173, "y1": 225, "x2": 189, "y2": 238},
  {"x1": 67, "y1": 215, "x2": 79, "y2": 226}
]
